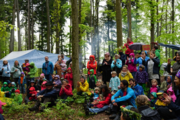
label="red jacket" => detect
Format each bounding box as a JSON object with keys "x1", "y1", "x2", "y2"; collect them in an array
[
  {"x1": 59, "y1": 84, "x2": 73, "y2": 96},
  {"x1": 65, "y1": 68, "x2": 73, "y2": 86},
  {"x1": 94, "y1": 93, "x2": 111, "y2": 108},
  {"x1": 87, "y1": 55, "x2": 97, "y2": 75},
  {"x1": 124, "y1": 41, "x2": 134, "y2": 55}
]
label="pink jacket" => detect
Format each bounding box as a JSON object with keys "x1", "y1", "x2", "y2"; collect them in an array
[
  {"x1": 150, "y1": 85, "x2": 158, "y2": 93},
  {"x1": 125, "y1": 53, "x2": 137, "y2": 72},
  {"x1": 167, "y1": 87, "x2": 176, "y2": 102}
]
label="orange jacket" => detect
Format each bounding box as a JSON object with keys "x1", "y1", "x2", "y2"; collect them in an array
[{"x1": 87, "y1": 55, "x2": 97, "y2": 75}]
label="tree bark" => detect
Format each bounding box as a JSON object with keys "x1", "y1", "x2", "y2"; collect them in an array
[
  {"x1": 150, "y1": 0, "x2": 155, "y2": 49},
  {"x1": 116, "y1": 0, "x2": 123, "y2": 47},
  {"x1": 127, "y1": 0, "x2": 132, "y2": 39},
  {"x1": 172, "y1": 0, "x2": 174, "y2": 55},
  {"x1": 10, "y1": 0, "x2": 16, "y2": 52},
  {"x1": 79, "y1": 0, "x2": 83, "y2": 70},
  {"x1": 28, "y1": 0, "x2": 31, "y2": 50},
  {"x1": 46, "y1": 0, "x2": 50, "y2": 52},
  {"x1": 16, "y1": 0, "x2": 21, "y2": 51},
  {"x1": 156, "y1": 0, "x2": 159, "y2": 38},
  {"x1": 96, "y1": 0, "x2": 100, "y2": 64},
  {"x1": 165, "y1": 0, "x2": 168, "y2": 58},
  {"x1": 72, "y1": 0, "x2": 80, "y2": 87},
  {"x1": 69, "y1": 0, "x2": 72, "y2": 56},
  {"x1": 31, "y1": 1, "x2": 34, "y2": 49}
]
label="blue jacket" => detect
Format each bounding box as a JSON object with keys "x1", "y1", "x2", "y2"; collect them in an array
[
  {"x1": 131, "y1": 84, "x2": 144, "y2": 97},
  {"x1": 134, "y1": 56, "x2": 149, "y2": 72},
  {"x1": 146, "y1": 57, "x2": 160, "y2": 74},
  {"x1": 119, "y1": 52, "x2": 126, "y2": 66},
  {"x1": 111, "y1": 59, "x2": 122, "y2": 69},
  {"x1": 111, "y1": 87, "x2": 137, "y2": 108},
  {"x1": 37, "y1": 89, "x2": 57, "y2": 99},
  {"x1": 93, "y1": 93, "x2": 99, "y2": 99},
  {"x1": 0, "y1": 63, "x2": 11, "y2": 77},
  {"x1": 109, "y1": 76, "x2": 120, "y2": 91},
  {"x1": 168, "y1": 90, "x2": 180, "y2": 120},
  {"x1": 42, "y1": 61, "x2": 54, "y2": 75},
  {"x1": 18, "y1": 76, "x2": 26, "y2": 86}
]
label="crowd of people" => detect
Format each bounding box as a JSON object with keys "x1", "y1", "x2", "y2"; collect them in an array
[{"x1": 0, "y1": 38, "x2": 180, "y2": 120}]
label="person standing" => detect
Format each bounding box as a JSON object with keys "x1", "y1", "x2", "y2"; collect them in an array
[
  {"x1": 11, "y1": 61, "x2": 22, "y2": 87},
  {"x1": 101, "y1": 53, "x2": 112, "y2": 84},
  {"x1": 22, "y1": 59, "x2": 30, "y2": 87},
  {"x1": 124, "y1": 38, "x2": 134, "y2": 57},
  {"x1": 54, "y1": 58, "x2": 62, "y2": 78},
  {"x1": 0, "y1": 60, "x2": 11, "y2": 83},
  {"x1": 26, "y1": 62, "x2": 37, "y2": 82},
  {"x1": 42, "y1": 56, "x2": 54, "y2": 81},
  {"x1": 119, "y1": 49, "x2": 126, "y2": 67},
  {"x1": 87, "y1": 55, "x2": 97, "y2": 76}
]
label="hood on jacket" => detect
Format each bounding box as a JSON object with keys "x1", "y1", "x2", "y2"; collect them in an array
[
  {"x1": 30, "y1": 62, "x2": 35, "y2": 68},
  {"x1": 129, "y1": 53, "x2": 135, "y2": 57},
  {"x1": 42, "y1": 81, "x2": 47, "y2": 85},
  {"x1": 3, "y1": 82, "x2": 7, "y2": 85},
  {"x1": 155, "y1": 49, "x2": 160, "y2": 53},
  {"x1": 139, "y1": 65, "x2": 145, "y2": 70},
  {"x1": 150, "y1": 92, "x2": 157, "y2": 98},
  {"x1": 6, "y1": 80, "x2": 11, "y2": 84},
  {"x1": 55, "y1": 75, "x2": 60, "y2": 79},
  {"x1": 142, "y1": 51, "x2": 148, "y2": 56},
  {"x1": 167, "y1": 87, "x2": 174, "y2": 94},
  {"x1": 29, "y1": 87, "x2": 35, "y2": 91},
  {"x1": 11, "y1": 82, "x2": 16, "y2": 87},
  {"x1": 67, "y1": 67, "x2": 72, "y2": 73},
  {"x1": 89, "y1": 55, "x2": 95, "y2": 61},
  {"x1": 90, "y1": 69, "x2": 94, "y2": 75}
]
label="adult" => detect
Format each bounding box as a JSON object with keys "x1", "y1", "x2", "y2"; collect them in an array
[
  {"x1": 167, "y1": 51, "x2": 180, "y2": 91},
  {"x1": 42, "y1": 56, "x2": 54, "y2": 81},
  {"x1": 54, "y1": 58, "x2": 62, "y2": 78},
  {"x1": 119, "y1": 49, "x2": 126, "y2": 67},
  {"x1": 26, "y1": 62, "x2": 37, "y2": 82},
  {"x1": 28, "y1": 81, "x2": 57, "y2": 112},
  {"x1": 109, "y1": 80, "x2": 137, "y2": 119},
  {"x1": 111, "y1": 54, "x2": 122, "y2": 76},
  {"x1": 22, "y1": 59, "x2": 30, "y2": 87},
  {"x1": 59, "y1": 79, "x2": 73, "y2": 100},
  {"x1": 87, "y1": 55, "x2": 97, "y2": 75},
  {"x1": 119, "y1": 65, "x2": 133, "y2": 87},
  {"x1": 0, "y1": 60, "x2": 10, "y2": 83},
  {"x1": 163, "y1": 70, "x2": 180, "y2": 119},
  {"x1": 124, "y1": 38, "x2": 134, "y2": 57},
  {"x1": 101, "y1": 53, "x2": 112, "y2": 84},
  {"x1": 85, "y1": 85, "x2": 111, "y2": 114},
  {"x1": 129, "y1": 78, "x2": 144, "y2": 97},
  {"x1": 134, "y1": 51, "x2": 149, "y2": 72},
  {"x1": 153, "y1": 46, "x2": 160, "y2": 60},
  {"x1": 11, "y1": 61, "x2": 22, "y2": 87},
  {"x1": 136, "y1": 95, "x2": 161, "y2": 120},
  {"x1": 77, "y1": 76, "x2": 91, "y2": 95},
  {"x1": 146, "y1": 51, "x2": 160, "y2": 85}
]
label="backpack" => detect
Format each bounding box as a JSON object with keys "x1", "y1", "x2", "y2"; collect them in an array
[{"x1": 141, "y1": 108, "x2": 161, "y2": 120}]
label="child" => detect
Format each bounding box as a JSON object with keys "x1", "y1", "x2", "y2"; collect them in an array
[
  {"x1": 109, "y1": 71, "x2": 120, "y2": 95},
  {"x1": 111, "y1": 54, "x2": 122, "y2": 75},
  {"x1": 167, "y1": 87, "x2": 176, "y2": 102},
  {"x1": 96, "y1": 80, "x2": 103, "y2": 87},
  {"x1": 41, "y1": 81, "x2": 47, "y2": 91},
  {"x1": 1, "y1": 82, "x2": 8, "y2": 92},
  {"x1": 11, "y1": 82, "x2": 17, "y2": 98},
  {"x1": 5, "y1": 80, "x2": 12, "y2": 97},
  {"x1": 87, "y1": 69, "x2": 98, "y2": 89},
  {"x1": 52, "y1": 74, "x2": 56, "y2": 82},
  {"x1": 135, "y1": 65, "x2": 148, "y2": 91},
  {"x1": 28, "y1": 87, "x2": 37, "y2": 100},
  {"x1": 155, "y1": 90, "x2": 167, "y2": 108},
  {"x1": 18, "y1": 72, "x2": 26, "y2": 94},
  {"x1": 97, "y1": 94, "x2": 105, "y2": 102},
  {"x1": 93, "y1": 94, "x2": 105, "y2": 108},
  {"x1": 61, "y1": 60, "x2": 67, "y2": 78},
  {"x1": 92, "y1": 87, "x2": 100, "y2": 100},
  {"x1": 150, "y1": 92, "x2": 157, "y2": 108},
  {"x1": 126, "y1": 53, "x2": 137, "y2": 78},
  {"x1": 53, "y1": 75, "x2": 61, "y2": 91},
  {"x1": 166, "y1": 76, "x2": 172, "y2": 89},
  {"x1": 40, "y1": 73, "x2": 46, "y2": 81},
  {"x1": 159, "y1": 77, "x2": 167, "y2": 92},
  {"x1": 64, "y1": 67, "x2": 73, "y2": 87},
  {"x1": 14, "y1": 89, "x2": 23, "y2": 105},
  {"x1": 150, "y1": 79, "x2": 159, "y2": 93}
]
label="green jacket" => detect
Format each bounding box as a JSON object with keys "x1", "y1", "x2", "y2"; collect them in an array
[
  {"x1": 160, "y1": 81, "x2": 167, "y2": 92},
  {"x1": 155, "y1": 49, "x2": 160, "y2": 67},
  {"x1": 11, "y1": 64, "x2": 22, "y2": 78},
  {"x1": 87, "y1": 69, "x2": 98, "y2": 84},
  {"x1": 28, "y1": 62, "x2": 37, "y2": 78},
  {"x1": 14, "y1": 94, "x2": 23, "y2": 105},
  {"x1": 1, "y1": 86, "x2": 9, "y2": 92}
]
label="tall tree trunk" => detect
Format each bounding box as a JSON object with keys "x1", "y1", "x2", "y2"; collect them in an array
[
  {"x1": 28, "y1": 0, "x2": 31, "y2": 50},
  {"x1": 72, "y1": 0, "x2": 80, "y2": 87},
  {"x1": 156, "y1": 0, "x2": 159, "y2": 38},
  {"x1": 25, "y1": 18, "x2": 28, "y2": 50},
  {"x1": 10, "y1": 0, "x2": 16, "y2": 52},
  {"x1": 31, "y1": 1, "x2": 34, "y2": 49},
  {"x1": 165, "y1": 0, "x2": 168, "y2": 58},
  {"x1": 150, "y1": 0, "x2": 155, "y2": 49},
  {"x1": 96, "y1": 0, "x2": 100, "y2": 63},
  {"x1": 116, "y1": 0, "x2": 123, "y2": 47},
  {"x1": 160, "y1": 0, "x2": 164, "y2": 36},
  {"x1": 108, "y1": 18, "x2": 110, "y2": 52},
  {"x1": 127, "y1": 0, "x2": 132, "y2": 39},
  {"x1": 69, "y1": 0, "x2": 72, "y2": 56},
  {"x1": 172, "y1": 0, "x2": 174, "y2": 55},
  {"x1": 16, "y1": 0, "x2": 21, "y2": 51},
  {"x1": 79, "y1": 0, "x2": 83, "y2": 70},
  {"x1": 46, "y1": 0, "x2": 50, "y2": 52}
]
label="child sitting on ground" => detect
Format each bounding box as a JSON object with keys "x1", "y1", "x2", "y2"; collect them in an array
[
  {"x1": 18, "y1": 72, "x2": 26, "y2": 94},
  {"x1": 91, "y1": 87, "x2": 100, "y2": 100},
  {"x1": 28, "y1": 87, "x2": 37, "y2": 100},
  {"x1": 135, "y1": 65, "x2": 148, "y2": 91},
  {"x1": 96, "y1": 80, "x2": 103, "y2": 87},
  {"x1": 3, "y1": 80, "x2": 12, "y2": 97},
  {"x1": 166, "y1": 76, "x2": 172, "y2": 89},
  {"x1": 150, "y1": 92, "x2": 157, "y2": 108},
  {"x1": 109, "y1": 71, "x2": 120, "y2": 95},
  {"x1": 93, "y1": 94, "x2": 105, "y2": 108},
  {"x1": 155, "y1": 90, "x2": 167, "y2": 109},
  {"x1": 64, "y1": 67, "x2": 73, "y2": 87},
  {"x1": 88, "y1": 69, "x2": 98, "y2": 89},
  {"x1": 41, "y1": 81, "x2": 47, "y2": 91},
  {"x1": 150, "y1": 79, "x2": 159, "y2": 93},
  {"x1": 1, "y1": 82, "x2": 8, "y2": 92},
  {"x1": 14, "y1": 89, "x2": 23, "y2": 105},
  {"x1": 11, "y1": 82, "x2": 17, "y2": 98},
  {"x1": 167, "y1": 87, "x2": 176, "y2": 102},
  {"x1": 53, "y1": 75, "x2": 61, "y2": 91},
  {"x1": 159, "y1": 77, "x2": 167, "y2": 92}
]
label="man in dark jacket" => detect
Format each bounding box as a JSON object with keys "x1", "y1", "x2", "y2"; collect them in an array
[
  {"x1": 28, "y1": 81, "x2": 57, "y2": 112},
  {"x1": 119, "y1": 49, "x2": 126, "y2": 67}
]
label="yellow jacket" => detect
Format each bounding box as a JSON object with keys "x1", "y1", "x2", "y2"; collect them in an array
[
  {"x1": 0, "y1": 89, "x2": 12, "y2": 106},
  {"x1": 119, "y1": 71, "x2": 133, "y2": 87},
  {"x1": 155, "y1": 99, "x2": 167, "y2": 106},
  {"x1": 77, "y1": 80, "x2": 91, "y2": 95}
]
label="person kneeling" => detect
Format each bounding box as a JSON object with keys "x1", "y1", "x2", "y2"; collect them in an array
[
  {"x1": 28, "y1": 81, "x2": 57, "y2": 112},
  {"x1": 59, "y1": 79, "x2": 73, "y2": 100}
]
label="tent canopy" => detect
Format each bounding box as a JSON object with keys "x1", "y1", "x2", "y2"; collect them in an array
[
  {"x1": 0, "y1": 49, "x2": 70, "y2": 68},
  {"x1": 158, "y1": 43, "x2": 180, "y2": 50}
]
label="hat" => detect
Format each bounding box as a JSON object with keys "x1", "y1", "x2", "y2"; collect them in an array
[
  {"x1": 21, "y1": 72, "x2": 24, "y2": 75},
  {"x1": 111, "y1": 71, "x2": 117, "y2": 74},
  {"x1": 6, "y1": 80, "x2": 11, "y2": 84},
  {"x1": 30, "y1": 80, "x2": 35, "y2": 83},
  {"x1": 105, "y1": 52, "x2": 110, "y2": 56},
  {"x1": 11, "y1": 82, "x2": 16, "y2": 86},
  {"x1": 115, "y1": 54, "x2": 120, "y2": 57},
  {"x1": 94, "y1": 87, "x2": 100, "y2": 91},
  {"x1": 42, "y1": 81, "x2": 47, "y2": 85},
  {"x1": 25, "y1": 59, "x2": 29, "y2": 61},
  {"x1": 80, "y1": 75, "x2": 86, "y2": 80},
  {"x1": 40, "y1": 73, "x2": 45, "y2": 76},
  {"x1": 55, "y1": 75, "x2": 60, "y2": 79},
  {"x1": 3, "y1": 82, "x2": 7, "y2": 85},
  {"x1": 15, "y1": 89, "x2": 20, "y2": 94},
  {"x1": 176, "y1": 70, "x2": 180, "y2": 79},
  {"x1": 157, "y1": 90, "x2": 164, "y2": 96},
  {"x1": 29, "y1": 87, "x2": 35, "y2": 91},
  {"x1": 139, "y1": 65, "x2": 145, "y2": 69},
  {"x1": 45, "y1": 81, "x2": 54, "y2": 86}
]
